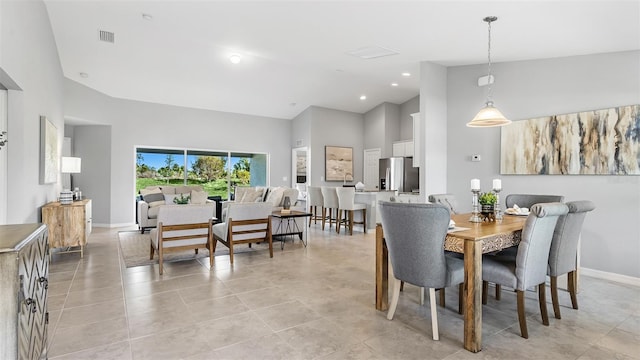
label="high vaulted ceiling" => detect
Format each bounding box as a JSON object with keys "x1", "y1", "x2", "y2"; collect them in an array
[{"x1": 44, "y1": 1, "x2": 639, "y2": 120}]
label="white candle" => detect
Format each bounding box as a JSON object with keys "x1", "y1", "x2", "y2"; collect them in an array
[
  {"x1": 493, "y1": 179, "x2": 502, "y2": 190},
  {"x1": 470, "y1": 179, "x2": 480, "y2": 190}
]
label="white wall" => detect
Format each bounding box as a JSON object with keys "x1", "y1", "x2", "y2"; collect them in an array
[
  {"x1": 445, "y1": 51, "x2": 640, "y2": 278},
  {"x1": 63, "y1": 80, "x2": 292, "y2": 226},
  {"x1": 399, "y1": 95, "x2": 419, "y2": 140},
  {"x1": 1, "y1": 0, "x2": 65, "y2": 223}
]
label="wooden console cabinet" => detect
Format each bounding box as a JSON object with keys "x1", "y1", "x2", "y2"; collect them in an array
[
  {"x1": 41, "y1": 199, "x2": 92, "y2": 257},
  {"x1": 0, "y1": 224, "x2": 49, "y2": 359}
]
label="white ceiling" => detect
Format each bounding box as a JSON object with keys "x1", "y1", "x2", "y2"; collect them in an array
[{"x1": 44, "y1": 1, "x2": 640, "y2": 120}]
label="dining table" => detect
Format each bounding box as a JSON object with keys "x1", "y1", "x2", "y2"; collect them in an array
[{"x1": 375, "y1": 212, "x2": 528, "y2": 352}]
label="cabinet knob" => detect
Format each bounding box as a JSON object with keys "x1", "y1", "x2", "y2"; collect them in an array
[{"x1": 39, "y1": 277, "x2": 49, "y2": 289}]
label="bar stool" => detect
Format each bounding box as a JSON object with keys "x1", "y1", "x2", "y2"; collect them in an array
[
  {"x1": 307, "y1": 186, "x2": 324, "y2": 227},
  {"x1": 336, "y1": 187, "x2": 367, "y2": 235},
  {"x1": 320, "y1": 187, "x2": 339, "y2": 231}
]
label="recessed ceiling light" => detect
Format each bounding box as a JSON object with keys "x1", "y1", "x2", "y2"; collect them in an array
[
  {"x1": 391, "y1": 83, "x2": 398, "y2": 87},
  {"x1": 79, "y1": 72, "x2": 88, "y2": 78},
  {"x1": 229, "y1": 54, "x2": 242, "y2": 64},
  {"x1": 360, "y1": 95, "x2": 367, "y2": 100},
  {"x1": 401, "y1": 72, "x2": 411, "y2": 77},
  {"x1": 142, "y1": 13, "x2": 153, "y2": 21}
]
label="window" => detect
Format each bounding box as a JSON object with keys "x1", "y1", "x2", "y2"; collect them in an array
[{"x1": 136, "y1": 147, "x2": 268, "y2": 200}]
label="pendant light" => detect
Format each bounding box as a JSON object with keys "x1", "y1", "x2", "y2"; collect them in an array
[{"x1": 467, "y1": 16, "x2": 511, "y2": 128}]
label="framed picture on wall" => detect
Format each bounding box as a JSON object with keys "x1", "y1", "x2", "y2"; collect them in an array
[
  {"x1": 40, "y1": 115, "x2": 59, "y2": 184},
  {"x1": 325, "y1": 146, "x2": 353, "y2": 181}
]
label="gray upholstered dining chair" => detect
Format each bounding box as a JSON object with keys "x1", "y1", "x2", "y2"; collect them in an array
[
  {"x1": 320, "y1": 187, "x2": 339, "y2": 231},
  {"x1": 492, "y1": 193, "x2": 565, "y2": 299},
  {"x1": 505, "y1": 194, "x2": 565, "y2": 209},
  {"x1": 306, "y1": 186, "x2": 324, "y2": 227},
  {"x1": 482, "y1": 202, "x2": 568, "y2": 339},
  {"x1": 428, "y1": 194, "x2": 459, "y2": 214},
  {"x1": 336, "y1": 187, "x2": 367, "y2": 235},
  {"x1": 549, "y1": 200, "x2": 596, "y2": 319},
  {"x1": 379, "y1": 201, "x2": 464, "y2": 341}
]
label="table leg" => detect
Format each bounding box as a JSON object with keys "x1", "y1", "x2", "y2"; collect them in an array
[
  {"x1": 463, "y1": 239, "x2": 483, "y2": 352},
  {"x1": 375, "y1": 224, "x2": 388, "y2": 311}
]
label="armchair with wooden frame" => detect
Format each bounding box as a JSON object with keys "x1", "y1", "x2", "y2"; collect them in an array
[
  {"x1": 212, "y1": 202, "x2": 274, "y2": 264},
  {"x1": 149, "y1": 204, "x2": 216, "y2": 275}
]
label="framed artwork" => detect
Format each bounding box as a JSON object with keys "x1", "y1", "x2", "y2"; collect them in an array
[
  {"x1": 40, "y1": 116, "x2": 59, "y2": 184},
  {"x1": 500, "y1": 104, "x2": 639, "y2": 175},
  {"x1": 325, "y1": 146, "x2": 353, "y2": 181}
]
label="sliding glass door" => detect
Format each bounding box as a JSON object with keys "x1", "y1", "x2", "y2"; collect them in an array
[{"x1": 136, "y1": 147, "x2": 268, "y2": 200}]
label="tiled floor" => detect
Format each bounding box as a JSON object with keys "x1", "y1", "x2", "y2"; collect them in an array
[{"x1": 47, "y1": 225, "x2": 640, "y2": 359}]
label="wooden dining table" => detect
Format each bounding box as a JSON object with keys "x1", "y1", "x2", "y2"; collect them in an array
[{"x1": 375, "y1": 213, "x2": 528, "y2": 352}]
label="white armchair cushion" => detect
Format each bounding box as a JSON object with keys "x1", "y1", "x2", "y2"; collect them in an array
[{"x1": 213, "y1": 202, "x2": 272, "y2": 242}]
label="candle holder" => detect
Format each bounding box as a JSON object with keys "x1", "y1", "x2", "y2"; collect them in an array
[
  {"x1": 469, "y1": 189, "x2": 482, "y2": 223},
  {"x1": 493, "y1": 188, "x2": 503, "y2": 222}
]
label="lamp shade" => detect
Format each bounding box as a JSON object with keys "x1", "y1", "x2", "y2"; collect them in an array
[
  {"x1": 61, "y1": 157, "x2": 81, "y2": 173},
  {"x1": 466, "y1": 101, "x2": 512, "y2": 127}
]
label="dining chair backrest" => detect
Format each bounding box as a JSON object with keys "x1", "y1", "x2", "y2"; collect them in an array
[
  {"x1": 307, "y1": 186, "x2": 324, "y2": 207},
  {"x1": 548, "y1": 200, "x2": 596, "y2": 277},
  {"x1": 336, "y1": 187, "x2": 356, "y2": 210},
  {"x1": 321, "y1": 187, "x2": 339, "y2": 209},
  {"x1": 378, "y1": 201, "x2": 452, "y2": 289},
  {"x1": 505, "y1": 194, "x2": 565, "y2": 209},
  {"x1": 427, "y1": 194, "x2": 459, "y2": 214},
  {"x1": 514, "y1": 202, "x2": 569, "y2": 291}
]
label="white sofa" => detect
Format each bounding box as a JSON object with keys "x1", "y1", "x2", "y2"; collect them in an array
[{"x1": 137, "y1": 185, "x2": 214, "y2": 233}]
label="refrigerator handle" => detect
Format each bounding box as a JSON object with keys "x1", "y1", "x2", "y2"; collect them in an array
[{"x1": 385, "y1": 167, "x2": 390, "y2": 191}]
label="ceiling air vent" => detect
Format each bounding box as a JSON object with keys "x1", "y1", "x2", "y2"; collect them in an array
[
  {"x1": 346, "y1": 46, "x2": 399, "y2": 59},
  {"x1": 98, "y1": 30, "x2": 115, "y2": 43}
]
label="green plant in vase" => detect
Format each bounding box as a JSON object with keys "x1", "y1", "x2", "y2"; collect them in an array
[
  {"x1": 173, "y1": 193, "x2": 191, "y2": 205},
  {"x1": 478, "y1": 192, "x2": 497, "y2": 221}
]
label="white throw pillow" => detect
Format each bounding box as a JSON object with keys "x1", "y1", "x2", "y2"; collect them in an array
[
  {"x1": 264, "y1": 187, "x2": 285, "y2": 207},
  {"x1": 190, "y1": 190, "x2": 207, "y2": 205},
  {"x1": 242, "y1": 188, "x2": 264, "y2": 203}
]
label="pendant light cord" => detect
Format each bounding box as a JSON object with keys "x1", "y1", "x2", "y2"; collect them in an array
[{"x1": 486, "y1": 17, "x2": 494, "y2": 103}]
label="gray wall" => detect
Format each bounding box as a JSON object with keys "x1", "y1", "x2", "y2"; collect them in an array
[
  {"x1": 73, "y1": 125, "x2": 111, "y2": 226},
  {"x1": 421, "y1": 62, "x2": 448, "y2": 198},
  {"x1": 63, "y1": 80, "x2": 292, "y2": 226},
  {"x1": 399, "y1": 95, "x2": 420, "y2": 140},
  {"x1": 1, "y1": 0, "x2": 65, "y2": 224},
  {"x1": 307, "y1": 106, "x2": 364, "y2": 186},
  {"x1": 445, "y1": 51, "x2": 640, "y2": 277}
]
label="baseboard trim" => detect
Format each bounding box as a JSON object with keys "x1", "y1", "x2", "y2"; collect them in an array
[
  {"x1": 581, "y1": 267, "x2": 640, "y2": 287},
  {"x1": 93, "y1": 223, "x2": 136, "y2": 228}
]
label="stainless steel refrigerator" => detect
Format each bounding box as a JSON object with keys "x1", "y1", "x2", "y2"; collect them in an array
[{"x1": 379, "y1": 157, "x2": 419, "y2": 193}]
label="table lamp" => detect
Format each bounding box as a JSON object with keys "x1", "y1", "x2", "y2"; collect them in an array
[{"x1": 61, "y1": 156, "x2": 81, "y2": 204}]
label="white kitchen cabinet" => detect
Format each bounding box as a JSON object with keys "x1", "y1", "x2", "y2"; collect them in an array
[{"x1": 392, "y1": 140, "x2": 413, "y2": 157}]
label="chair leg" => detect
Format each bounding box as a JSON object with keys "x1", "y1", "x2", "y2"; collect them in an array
[
  {"x1": 539, "y1": 283, "x2": 549, "y2": 326},
  {"x1": 439, "y1": 288, "x2": 445, "y2": 308},
  {"x1": 195, "y1": 248, "x2": 198, "y2": 254},
  {"x1": 363, "y1": 209, "x2": 367, "y2": 233},
  {"x1": 429, "y1": 288, "x2": 439, "y2": 341},
  {"x1": 158, "y1": 245, "x2": 164, "y2": 275},
  {"x1": 458, "y1": 283, "x2": 464, "y2": 315},
  {"x1": 336, "y1": 210, "x2": 342, "y2": 234},
  {"x1": 400, "y1": 281, "x2": 404, "y2": 292},
  {"x1": 495, "y1": 284, "x2": 501, "y2": 300},
  {"x1": 420, "y1": 287, "x2": 425, "y2": 306},
  {"x1": 322, "y1": 208, "x2": 326, "y2": 230},
  {"x1": 517, "y1": 290, "x2": 528, "y2": 338},
  {"x1": 568, "y1": 270, "x2": 579, "y2": 310},
  {"x1": 229, "y1": 240, "x2": 234, "y2": 264},
  {"x1": 309, "y1": 205, "x2": 313, "y2": 227},
  {"x1": 387, "y1": 278, "x2": 401, "y2": 320},
  {"x1": 349, "y1": 210, "x2": 354, "y2": 235},
  {"x1": 482, "y1": 281, "x2": 489, "y2": 305},
  {"x1": 550, "y1": 275, "x2": 561, "y2": 319},
  {"x1": 149, "y1": 243, "x2": 154, "y2": 260}
]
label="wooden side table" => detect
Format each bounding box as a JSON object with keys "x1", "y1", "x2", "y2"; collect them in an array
[{"x1": 41, "y1": 199, "x2": 92, "y2": 257}]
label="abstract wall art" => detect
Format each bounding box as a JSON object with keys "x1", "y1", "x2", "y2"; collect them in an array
[
  {"x1": 40, "y1": 115, "x2": 59, "y2": 184},
  {"x1": 325, "y1": 146, "x2": 353, "y2": 181},
  {"x1": 501, "y1": 104, "x2": 640, "y2": 175}
]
